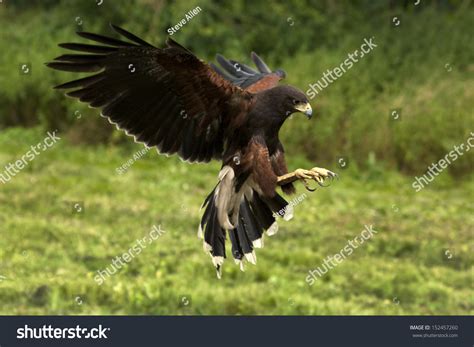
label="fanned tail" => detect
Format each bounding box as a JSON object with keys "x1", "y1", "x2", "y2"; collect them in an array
[{"x1": 199, "y1": 185, "x2": 293, "y2": 278}]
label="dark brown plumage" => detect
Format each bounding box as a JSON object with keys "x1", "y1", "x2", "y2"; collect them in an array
[{"x1": 47, "y1": 24, "x2": 319, "y2": 278}]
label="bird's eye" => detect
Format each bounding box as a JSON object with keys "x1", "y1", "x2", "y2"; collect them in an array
[{"x1": 292, "y1": 99, "x2": 298, "y2": 105}]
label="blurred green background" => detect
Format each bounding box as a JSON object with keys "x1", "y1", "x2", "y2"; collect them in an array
[{"x1": 0, "y1": 0, "x2": 472, "y2": 315}]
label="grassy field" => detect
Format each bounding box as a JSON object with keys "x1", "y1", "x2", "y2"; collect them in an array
[{"x1": 0, "y1": 127, "x2": 472, "y2": 315}]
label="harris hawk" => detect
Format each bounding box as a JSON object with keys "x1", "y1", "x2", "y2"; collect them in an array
[{"x1": 47, "y1": 24, "x2": 337, "y2": 278}]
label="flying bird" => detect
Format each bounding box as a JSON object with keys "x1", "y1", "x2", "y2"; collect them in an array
[{"x1": 47, "y1": 24, "x2": 337, "y2": 278}]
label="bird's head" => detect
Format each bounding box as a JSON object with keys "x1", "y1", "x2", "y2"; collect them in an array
[{"x1": 272, "y1": 85, "x2": 312, "y2": 120}]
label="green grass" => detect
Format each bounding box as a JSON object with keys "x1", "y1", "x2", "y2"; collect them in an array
[{"x1": 0, "y1": 127, "x2": 472, "y2": 315}]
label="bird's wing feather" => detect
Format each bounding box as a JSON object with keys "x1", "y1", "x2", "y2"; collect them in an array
[
  {"x1": 47, "y1": 24, "x2": 252, "y2": 163},
  {"x1": 210, "y1": 52, "x2": 286, "y2": 93}
]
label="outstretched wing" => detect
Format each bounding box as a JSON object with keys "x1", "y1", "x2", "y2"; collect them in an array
[
  {"x1": 47, "y1": 24, "x2": 253, "y2": 163},
  {"x1": 210, "y1": 52, "x2": 286, "y2": 93}
]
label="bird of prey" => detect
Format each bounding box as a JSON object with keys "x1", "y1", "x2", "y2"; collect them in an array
[{"x1": 47, "y1": 24, "x2": 337, "y2": 278}]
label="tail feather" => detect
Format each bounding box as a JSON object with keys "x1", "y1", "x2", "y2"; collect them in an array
[
  {"x1": 262, "y1": 194, "x2": 294, "y2": 221},
  {"x1": 249, "y1": 194, "x2": 275, "y2": 230},
  {"x1": 228, "y1": 229, "x2": 244, "y2": 260},
  {"x1": 200, "y1": 188, "x2": 225, "y2": 278},
  {"x1": 235, "y1": 219, "x2": 253, "y2": 255},
  {"x1": 239, "y1": 198, "x2": 264, "y2": 246},
  {"x1": 200, "y1": 184, "x2": 293, "y2": 277}
]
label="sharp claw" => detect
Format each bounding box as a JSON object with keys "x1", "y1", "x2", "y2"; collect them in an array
[
  {"x1": 317, "y1": 179, "x2": 331, "y2": 187},
  {"x1": 300, "y1": 178, "x2": 313, "y2": 191},
  {"x1": 304, "y1": 180, "x2": 317, "y2": 192},
  {"x1": 288, "y1": 167, "x2": 338, "y2": 191}
]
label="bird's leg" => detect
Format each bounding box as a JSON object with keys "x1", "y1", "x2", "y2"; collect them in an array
[{"x1": 277, "y1": 167, "x2": 338, "y2": 191}]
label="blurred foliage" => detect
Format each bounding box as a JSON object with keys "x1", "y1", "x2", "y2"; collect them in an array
[{"x1": 0, "y1": 0, "x2": 473, "y2": 176}]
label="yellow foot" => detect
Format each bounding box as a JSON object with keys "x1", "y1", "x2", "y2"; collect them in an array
[{"x1": 277, "y1": 167, "x2": 338, "y2": 191}]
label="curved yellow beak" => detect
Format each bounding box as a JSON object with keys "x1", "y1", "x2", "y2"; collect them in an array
[{"x1": 295, "y1": 102, "x2": 312, "y2": 119}]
